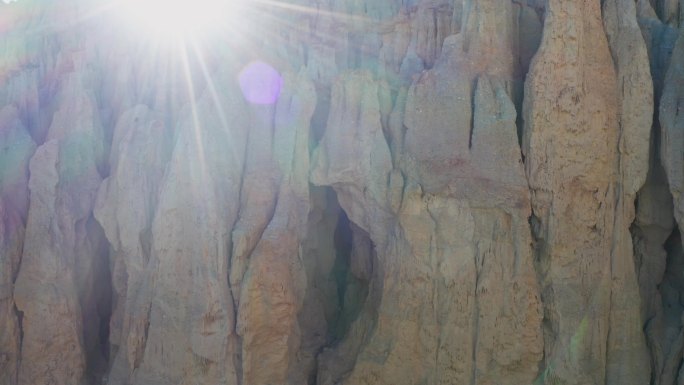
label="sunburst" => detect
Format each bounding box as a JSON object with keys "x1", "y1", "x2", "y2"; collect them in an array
[{"x1": 115, "y1": 0, "x2": 241, "y2": 43}]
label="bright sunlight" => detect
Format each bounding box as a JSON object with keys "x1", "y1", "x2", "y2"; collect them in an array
[{"x1": 117, "y1": 0, "x2": 235, "y2": 41}]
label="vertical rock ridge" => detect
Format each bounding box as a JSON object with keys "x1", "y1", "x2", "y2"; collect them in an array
[
  {"x1": 602, "y1": 0, "x2": 653, "y2": 383},
  {"x1": 126, "y1": 75, "x2": 248, "y2": 385},
  {"x1": 523, "y1": 1, "x2": 630, "y2": 384},
  {"x1": 93, "y1": 105, "x2": 172, "y2": 384},
  {"x1": 0, "y1": 106, "x2": 35, "y2": 385},
  {"x1": 236, "y1": 70, "x2": 316, "y2": 385},
  {"x1": 14, "y1": 63, "x2": 107, "y2": 385}
]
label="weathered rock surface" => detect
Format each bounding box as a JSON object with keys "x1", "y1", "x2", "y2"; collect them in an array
[
  {"x1": 661, "y1": 26, "x2": 684, "y2": 228},
  {"x1": 93, "y1": 104, "x2": 171, "y2": 384},
  {"x1": 1, "y1": 0, "x2": 684, "y2": 384},
  {"x1": 0, "y1": 106, "x2": 35, "y2": 385},
  {"x1": 13, "y1": 62, "x2": 108, "y2": 385},
  {"x1": 603, "y1": 0, "x2": 653, "y2": 384},
  {"x1": 523, "y1": 1, "x2": 651, "y2": 384}
]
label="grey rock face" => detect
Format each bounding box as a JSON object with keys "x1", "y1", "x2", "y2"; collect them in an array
[
  {"x1": 0, "y1": 106, "x2": 35, "y2": 385},
  {"x1": 1, "y1": 0, "x2": 683, "y2": 384},
  {"x1": 14, "y1": 68, "x2": 107, "y2": 385}
]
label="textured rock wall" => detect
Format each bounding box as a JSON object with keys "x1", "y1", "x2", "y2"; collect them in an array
[{"x1": 1, "y1": 0, "x2": 684, "y2": 384}]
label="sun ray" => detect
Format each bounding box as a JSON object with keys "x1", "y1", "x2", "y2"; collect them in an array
[
  {"x1": 114, "y1": 0, "x2": 238, "y2": 43},
  {"x1": 188, "y1": 40, "x2": 240, "y2": 165},
  {"x1": 179, "y1": 41, "x2": 209, "y2": 191},
  {"x1": 252, "y1": 0, "x2": 366, "y2": 23}
]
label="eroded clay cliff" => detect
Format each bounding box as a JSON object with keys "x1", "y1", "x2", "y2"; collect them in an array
[{"x1": 1, "y1": 0, "x2": 684, "y2": 384}]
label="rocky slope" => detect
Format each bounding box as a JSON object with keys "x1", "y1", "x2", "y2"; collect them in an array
[{"x1": 1, "y1": 0, "x2": 683, "y2": 384}]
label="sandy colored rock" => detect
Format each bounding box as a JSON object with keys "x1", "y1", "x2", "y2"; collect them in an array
[
  {"x1": 236, "y1": 70, "x2": 317, "y2": 385},
  {"x1": 1, "y1": 0, "x2": 682, "y2": 384},
  {"x1": 125, "y1": 75, "x2": 249, "y2": 385},
  {"x1": 602, "y1": 0, "x2": 654, "y2": 383},
  {"x1": 13, "y1": 69, "x2": 108, "y2": 385},
  {"x1": 523, "y1": 1, "x2": 626, "y2": 384},
  {"x1": 93, "y1": 105, "x2": 171, "y2": 384},
  {"x1": 311, "y1": 70, "x2": 394, "y2": 238},
  {"x1": 0, "y1": 106, "x2": 35, "y2": 385}
]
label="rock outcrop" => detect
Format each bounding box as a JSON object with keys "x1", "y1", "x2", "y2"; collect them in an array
[
  {"x1": 13, "y1": 60, "x2": 108, "y2": 385},
  {"x1": 0, "y1": 106, "x2": 34, "y2": 385},
  {"x1": 1, "y1": 0, "x2": 683, "y2": 384}
]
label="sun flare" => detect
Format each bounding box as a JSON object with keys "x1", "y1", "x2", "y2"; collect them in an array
[{"x1": 118, "y1": 0, "x2": 235, "y2": 41}]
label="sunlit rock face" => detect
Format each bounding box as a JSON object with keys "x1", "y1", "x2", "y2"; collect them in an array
[{"x1": 0, "y1": 0, "x2": 683, "y2": 384}]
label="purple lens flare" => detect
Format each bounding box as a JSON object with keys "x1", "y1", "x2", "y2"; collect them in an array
[{"x1": 238, "y1": 61, "x2": 282, "y2": 105}]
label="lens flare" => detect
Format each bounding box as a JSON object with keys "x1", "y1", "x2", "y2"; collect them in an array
[{"x1": 239, "y1": 61, "x2": 283, "y2": 105}]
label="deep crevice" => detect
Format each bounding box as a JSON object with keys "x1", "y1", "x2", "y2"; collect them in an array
[
  {"x1": 468, "y1": 77, "x2": 478, "y2": 149},
  {"x1": 328, "y1": 199, "x2": 372, "y2": 345},
  {"x1": 528, "y1": 208, "x2": 553, "y2": 383},
  {"x1": 296, "y1": 187, "x2": 377, "y2": 384},
  {"x1": 14, "y1": 305, "x2": 24, "y2": 358},
  {"x1": 83, "y1": 217, "x2": 113, "y2": 385},
  {"x1": 96, "y1": 258, "x2": 113, "y2": 365}
]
